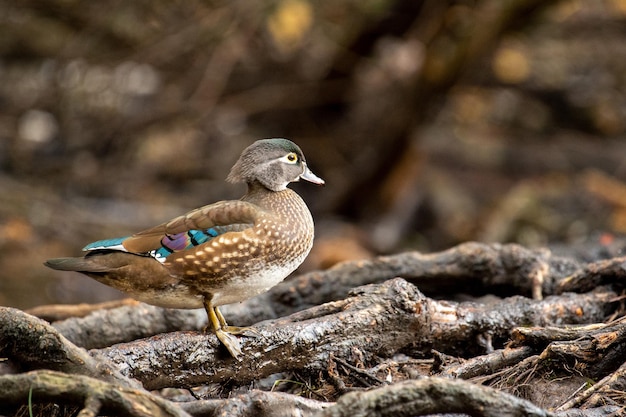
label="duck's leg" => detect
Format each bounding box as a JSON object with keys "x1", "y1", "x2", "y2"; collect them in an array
[
  {"x1": 215, "y1": 307, "x2": 260, "y2": 337},
  {"x1": 203, "y1": 298, "x2": 242, "y2": 359}
]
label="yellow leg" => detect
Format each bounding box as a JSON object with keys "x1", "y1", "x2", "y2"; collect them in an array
[
  {"x1": 215, "y1": 306, "x2": 229, "y2": 328},
  {"x1": 203, "y1": 299, "x2": 242, "y2": 359}
]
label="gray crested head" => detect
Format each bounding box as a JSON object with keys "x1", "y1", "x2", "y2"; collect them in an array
[{"x1": 227, "y1": 138, "x2": 324, "y2": 191}]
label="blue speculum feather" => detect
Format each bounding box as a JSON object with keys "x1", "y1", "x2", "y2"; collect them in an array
[
  {"x1": 83, "y1": 228, "x2": 221, "y2": 263},
  {"x1": 83, "y1": 237, "x2": 127, "y2": 251}
]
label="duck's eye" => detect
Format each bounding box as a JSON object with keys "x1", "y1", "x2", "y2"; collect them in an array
[{"x1": 284, "y1": 153, "x2": 298, "y2": 163}]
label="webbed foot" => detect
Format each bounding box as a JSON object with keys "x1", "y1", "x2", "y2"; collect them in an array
[
  {"x1": 216, "y1": 328, "x2": 243, "y2": 359},
  {"x1": 204, "y1": 300, "x2": 256, "y2": 359}
]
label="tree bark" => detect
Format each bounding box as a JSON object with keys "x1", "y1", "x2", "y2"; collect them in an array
[{"x1": 93, "y1": 279, "x2": 615, "y2": 390}]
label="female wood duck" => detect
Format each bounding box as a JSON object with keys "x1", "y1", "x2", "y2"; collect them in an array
[{"x1": 45, "y1": 138, "x2": 324, "y2": 358}]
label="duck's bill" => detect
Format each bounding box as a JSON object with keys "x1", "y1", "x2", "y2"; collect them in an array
[{"x1": 300, "y1": 164, "x2": 325, "y2": 185}]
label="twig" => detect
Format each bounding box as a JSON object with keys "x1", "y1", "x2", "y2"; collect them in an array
[
  {"x1": 333, "y1": 356, "x2": 387, "y2": 386},
  {"x1": 556, "y1": 361, "x2": 626, "y2": 411},
  {"x1": 440, "y1": 346, "x2": 535, "y2": 379}
]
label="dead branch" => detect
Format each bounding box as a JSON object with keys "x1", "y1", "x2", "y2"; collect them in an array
[
  {"x1": 558, "y1": 256, "x2": 626, "y2": 294},
  {"x1": 438, "y1": 346, "x2": 535, "y2": 379},
  {"x1": 511, "y1": 316, "x2": 626, "y2": 347},
  {"x1": 95, "y1": 279, "x2": 616, "y2": 390},
  {"x1": 511, "y1": 316, "x2": 626, "y2": 379},
  {"x1": 540, "y1": 330, "x2": 626, "y2": 380},
  {"x1": 0, "y1": 307, "x2": 139, "y2": 389},
  {"x1": 52, "y1": 304, "x2": 207, "y2": 349},
  {"x1": 95, "y1": 278, "x2": 429, "y2": 390},
  {"x1": 0, "y1": 370, "x2": 190, "y2": 417},
  {"x1": 317, "y1": 377, "x2": 553, "y2": 417},
  {"x1": 510, "y1": 322, "x2": 613, "y2": 347},
  {"x1": 285, "y1": 242, "x2": 575, "y2": 307},
  {"x1": 0, "y1": 373, "x2": 328, "y2": 417},
  {"x1": 474, "y1": 317, "x2": 626, "y2": 415}
]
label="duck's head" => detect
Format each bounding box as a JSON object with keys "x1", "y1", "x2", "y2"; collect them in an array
[{"x1": 227, "y1": 138, "x2": 324, "y2": 191}]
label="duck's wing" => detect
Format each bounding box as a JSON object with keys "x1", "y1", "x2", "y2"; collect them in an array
[{"x1": 83, "y1": 200, "x2": 262, "y2": 259}]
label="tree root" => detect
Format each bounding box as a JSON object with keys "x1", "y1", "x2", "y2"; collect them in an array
[
  {"x1": 558, "y1": 256, "x2": 626, "y2": 294},
  {"x1": 317, "y1": 377, "x2": 553, "y2": 417},
  {"x1": 0, "y1": 307, "x2": 139, "y2": 388},
  {"x1": 92, "y1": 279, "x2": 615, "y2": 390},
  {"x1": 0, "y1": 370, "x2": 191, "y2": 417},
  {"x1": 4, "y1": 241, "x2": 626, "y2": 416},
  {"x1": 34, "y1": 242, "x2": 586, "y2": 350}
]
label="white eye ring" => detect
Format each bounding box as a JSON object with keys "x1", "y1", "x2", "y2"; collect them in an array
[{"x1": 280, "y1": 153, "x2": 299, "y2": 164}]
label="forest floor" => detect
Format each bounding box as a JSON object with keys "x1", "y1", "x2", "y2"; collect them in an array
[{"x1": 1, "y1": 241, "x2": 626, "y2": 416}]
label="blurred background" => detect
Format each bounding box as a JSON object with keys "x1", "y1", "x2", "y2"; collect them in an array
[{"x1": 1, "y1": 0, "x2": 626, "y2": 309}]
